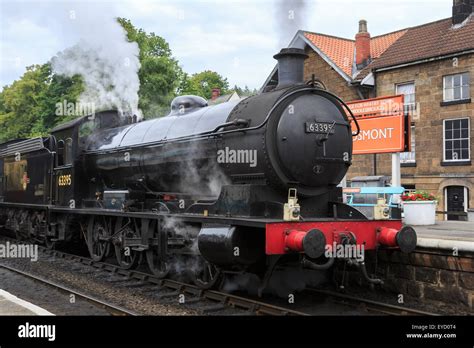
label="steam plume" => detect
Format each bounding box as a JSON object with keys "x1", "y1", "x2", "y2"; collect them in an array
[
  {"x1": 275, "y1": 0, "x2": 309, "y2": 47},
  {"x1": 51, "y1": 5, "x2": 141, "y2": 117}
]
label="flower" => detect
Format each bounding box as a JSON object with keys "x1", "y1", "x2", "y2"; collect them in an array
[{"x1": 401, "y1": 190, "x2": 438, "y2": 202}]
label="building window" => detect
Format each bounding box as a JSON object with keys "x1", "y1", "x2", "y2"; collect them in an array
[
  {"x1": 443, "y1": 73, "x2": 470, "y2": 102},
  {"x1": 396, "y1": 82, "x2": 416, "y2": 163},
  {"x1": 443, "y1": 118, "x2": 470, "y2": 161},
  {"x1": 396, "y1": 82, "x2": 416, "y2": 115},
  {"x1": 400, "y1": 125, "x2": 416, "y2": 163}
]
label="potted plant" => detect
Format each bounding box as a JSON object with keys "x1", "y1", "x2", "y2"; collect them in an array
[{"x1": 401, "y1": 191, "x2": 438, "y2": 225}]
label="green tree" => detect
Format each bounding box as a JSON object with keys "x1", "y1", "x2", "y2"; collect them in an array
[
  {"x1": 0, "y1": 64, "x2": 83, "y2": 143},
  {"x1": 36, "y1": 64, "x2": 83, "y2": 132},
  {"x1": 181, "y1": 70, "x2": 229, "y2": 99},
  {"x1": 233, "y1": 84, "x2": 258, "y2": 97}
]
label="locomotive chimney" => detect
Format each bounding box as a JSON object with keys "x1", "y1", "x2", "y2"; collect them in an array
[
  {"x1": 211, "y1": 88, "x2": 221, "y2": 100},
  {"x1": 274, "y1": 48, "x2": 308, "y2": 89},
  {"x1": 452, "y1": 0, "x2": 473, "y2": 25},
  {"x1": 355, "y1": 19, "x2": 371, "y2": 69}
]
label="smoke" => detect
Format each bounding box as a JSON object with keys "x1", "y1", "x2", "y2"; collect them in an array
[
  {"x1": 274, "y1": 0, "x2": 309, "y2": 47},
  {"x1": 51, "y1": 3, "x2": 141, "y2": 118},
  {"x1": 176, "y1": 141, "x2": 230, "y2": 198},
  {"x1": 161, "y1": 216, "x2": 203, "y2": 281},
  {"x1": 179, "y1": 159, "x2": 230, "y2": 197}
]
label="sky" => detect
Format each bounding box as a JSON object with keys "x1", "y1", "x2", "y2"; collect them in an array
[{"x1": 0, "y1": 0, "x2": 453, "y2": 90}]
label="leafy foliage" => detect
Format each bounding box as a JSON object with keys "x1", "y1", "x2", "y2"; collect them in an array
[
  {"x1": 0, "y1": 64, "x2": 83, "y2": 143},
  {"x1": 117, "y1": 18, "x2": 184, "y2": 118},
  {"x1": 180, "y1": 70, "x2": 230, "y2": 99},
  {"x1": 232, "y1": 84, "x2": 258, "y2": 97}
]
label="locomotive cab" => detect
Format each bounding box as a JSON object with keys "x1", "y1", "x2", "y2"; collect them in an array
[{"x1": 51, "y1": 110, "x2": 125, "y2": 207}]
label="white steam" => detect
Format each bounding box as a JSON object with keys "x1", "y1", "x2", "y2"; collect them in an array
[{"x1": 51, "y1": 5, "x2": 141, "y2": 117}]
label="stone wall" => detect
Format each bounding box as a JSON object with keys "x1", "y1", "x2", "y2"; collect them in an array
[
  {"x1": 373, "y1": 54, "x2": 474, "y2": 213},
  {"x1": 337, "y1": 249, "x2": 474, "y2": 309}
]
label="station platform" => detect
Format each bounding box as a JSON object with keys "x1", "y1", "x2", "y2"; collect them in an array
[
  {"x1": 0, "y1": 289, "x2": 54, "y2": 315},
  {"x1": 413, "y1": 221, "x2": 474, "y2": 252}
]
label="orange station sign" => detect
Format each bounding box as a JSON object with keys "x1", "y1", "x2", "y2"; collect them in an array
[{"x1": 346, "y1": 95, "x2": 409, "y2": 155}]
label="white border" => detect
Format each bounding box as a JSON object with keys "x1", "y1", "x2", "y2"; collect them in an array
[
  {"x1": 442, "y1": 117, "x2": 471, "y2": 162},
  {"x1": 0, "y1": 289, "x2": 54, "y2": 315}
]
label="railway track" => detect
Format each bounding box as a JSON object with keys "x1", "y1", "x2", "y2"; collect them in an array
[
  {"x1": 0, "y1": 235, "x2": 308, "y2": 316},
  {"x1": 306, "y1": 288, "x2": 439, "y2": 316},
  {"x1": 0, "y1": 263, "x2": 138, "y2": 316},
  {"x1": 0, "y1": 235, "x2": 440, "y2": 316}
]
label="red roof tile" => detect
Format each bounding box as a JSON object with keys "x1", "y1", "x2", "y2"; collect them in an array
[
  {"x1": 304, "y1": 32, "x2": 354, "y2": 76},
  {"x1": 304, "y1": 29, "x2": 406, "y2": 77},
  {"x1": 370, "y1": 29, "x2": 407, "y2": 58},
  {"x1": 370, "y1": 17, "x2": 474, "y2": 70},
  {"x1": 301, "y1": 15, "x2": 474, "y2": 83}
]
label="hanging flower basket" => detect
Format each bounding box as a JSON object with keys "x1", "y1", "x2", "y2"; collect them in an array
[{"x1": 401, "y1": 191, "x2": 437, "y2": 225}]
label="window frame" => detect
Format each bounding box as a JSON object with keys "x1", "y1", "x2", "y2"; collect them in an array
[
  {"x1": 443, "y1": 72, "x2": 470, "y2": 102},
  {"x1": 56, "y1": 140, "x2": 65, "y2": 167},
  {"x1": 395, "y1": 81, "x2": 416, "y2": 115},
  {"x1": 442, "y1": 117, "x2": 471, "y2": 162},
  {"x1": 400, "y1": 125, "x2": 416, "y2": 164}
]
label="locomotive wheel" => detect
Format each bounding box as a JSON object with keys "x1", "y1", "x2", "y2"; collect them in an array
[
  {"x1": 114, "y1": 218, "x2": 140, "y2": 269},
  {"x1": 145, "y1": 249, "x2": 169, "y2": 278},
  {"x1": 145, "y1": 220, "x2": 169, "y2": 278},
  {"x1": 87, "y1": 217, "x2": 110, "y2": 262},
  {"x1": 191, "y1": 259, "x2": 222, "y2": 289}
]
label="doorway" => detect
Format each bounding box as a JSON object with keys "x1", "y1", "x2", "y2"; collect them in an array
[{"x1": 445, "y1": 186, "x2": 467, "y2": 221}]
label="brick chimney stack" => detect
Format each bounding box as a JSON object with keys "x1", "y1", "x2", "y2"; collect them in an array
[
  {"x1": 355, "y1": 19, "x2": 371, "y2": 69},
  {"x1": 452, "y1": 0, "x2": 473, "y2": 25},
  {"x1": 211, "y1": 88, "x2": 220, "y2": 100}
]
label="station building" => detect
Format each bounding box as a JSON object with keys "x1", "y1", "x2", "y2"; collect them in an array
[{"x1": 263, "y1": 0, "x2": 474, "y2": 220}]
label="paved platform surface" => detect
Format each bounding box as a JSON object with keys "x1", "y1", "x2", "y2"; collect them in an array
[
  {"x1": 412, "y1": 221, "x2": 474, "y2": 251},
  {"x1": 414, "y1": 221, "x2": 474, "y2": 241},
  {"x1": 0, "y1": 289, "x2": 54, "y2": 315}
]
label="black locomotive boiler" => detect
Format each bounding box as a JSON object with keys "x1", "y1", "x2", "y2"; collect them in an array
[{"x1": 0, "y1": 48, "x2": 417, "y2": 290}]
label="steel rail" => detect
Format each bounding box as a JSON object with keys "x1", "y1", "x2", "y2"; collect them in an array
[
  {"x1": 39, "y1": 247, "x2": 308, "y2": 316},
  {"x1": 0, "y1": 263, "x2": 138, "y2": 316},
  {"x1": 0, "y1": 235, "x2": 307, "y2": 316},
  {"x1": 307, "y1": 288, "x2": 439, "y2": 316}
]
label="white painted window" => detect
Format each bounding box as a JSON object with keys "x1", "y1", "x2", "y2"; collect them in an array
[
  {"x1": 396, "y1": 82, "x2": 416, "y2": 163},
  {"x1": 443, "y1": 73, "x2": 470, "y2": 102},
  {"x1": 396, "y1": 82, "x2": 416, "y2": 115},
  {"x1": 443, "y1": 118, "x2": 470, "y2": 161}
]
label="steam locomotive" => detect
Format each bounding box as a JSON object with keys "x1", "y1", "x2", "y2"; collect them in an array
[{"x1": 0, "y1": 48, "x2": 417, "y2": 291}]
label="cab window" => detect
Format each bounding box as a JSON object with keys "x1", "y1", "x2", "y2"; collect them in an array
[
  {"x1": 57, "y1": 140, "x2": 65, "y2": 167},
  {"x1": 64, "y1": 138, "x2": 73, "y2": 165}
]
